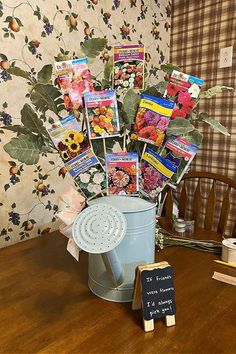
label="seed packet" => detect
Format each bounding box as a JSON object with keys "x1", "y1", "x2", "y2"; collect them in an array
[
  {"x1": 113, "y1": 44, "x2": 145, "y2": 90},
  {"x1": 84, "y1": 90, "x2": 120, "y2": 139},
  {"x1": 140, "y1": 147, "x2": 177, "y2": 200},
  {"x1": 46, "y1": 114, "x2": 89, "y2": 163},
  {"x1": 55, "y1": 58, "x2": 93, "y2": 111},
  {"x1": 133, "y1": 94, "x2": 175, "y2": 147},
  {"x1": 71, "y1": 58, "x2": 94, "y2": 97},
  {"x1": 74, "y1": 162, "x2": 106, "y2": 200},
  {"x1": 160, "y1": 136, "x2": 199, "y2": 184},
  {"x1": 64, "y1": 147, "x2": 100, "y2": 178},
  {"x1": 164, "y1": 70, "x2": 204, "y2": 119},
  {"x1": 54, "y1": 60, "x2": 73, "y2": 93},
  {"x1": 105, "y1": 152, "x2": 139, "y2": 195}
]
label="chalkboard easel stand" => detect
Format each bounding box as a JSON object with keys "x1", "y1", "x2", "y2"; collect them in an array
[{"x1": 132, "y1": 262, "x2": 176, "y2": 332}]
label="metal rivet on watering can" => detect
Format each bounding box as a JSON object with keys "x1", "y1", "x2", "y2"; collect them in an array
[{"x1": 72, "y1": 204, "x2": 127, "y2": 287}]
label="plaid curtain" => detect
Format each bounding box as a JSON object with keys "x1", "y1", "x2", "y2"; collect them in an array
[{"x1": 170, "y1": 0, "x2": 236, "y2": 235}]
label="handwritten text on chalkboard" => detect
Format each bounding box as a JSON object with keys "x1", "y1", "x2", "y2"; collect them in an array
[{"x1": 141, "y1": 266, "x2": 176, "y2": 321}]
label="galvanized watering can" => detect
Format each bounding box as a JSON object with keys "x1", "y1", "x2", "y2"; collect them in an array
[{"x1": 73, "y1": 196, "x2": 156, "y2": 302}]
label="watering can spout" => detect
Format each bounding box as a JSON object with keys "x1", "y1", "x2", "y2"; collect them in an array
[{"x1": 101, "y1": 250, "x2": 124, "y2": 287}]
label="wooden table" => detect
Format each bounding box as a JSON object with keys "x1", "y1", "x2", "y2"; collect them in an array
[{"x1": 0, "y1": 231, "x2": 235, "y2": 354}]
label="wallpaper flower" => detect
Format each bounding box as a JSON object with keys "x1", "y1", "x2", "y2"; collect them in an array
[{"x1": 0, "y1": 0, "x2": 171, "y2": 248}]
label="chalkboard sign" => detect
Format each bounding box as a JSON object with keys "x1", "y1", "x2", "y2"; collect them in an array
[{"x1": 140, "y1": 266, "x2": 176, "y2": 321}]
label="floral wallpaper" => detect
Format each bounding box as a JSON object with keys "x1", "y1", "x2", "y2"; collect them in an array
[{"x1": 0, "y1": 0, "x2": 171, "y2": 248}]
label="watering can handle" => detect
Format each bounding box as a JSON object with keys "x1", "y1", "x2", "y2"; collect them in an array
[{"x1": 101, "y1": 250, "x2": 124, "y2": 287}]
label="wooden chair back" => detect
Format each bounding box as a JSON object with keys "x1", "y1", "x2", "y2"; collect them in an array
[{"x1": 161, "y1": 171, "x2": 236, "y2": 238}]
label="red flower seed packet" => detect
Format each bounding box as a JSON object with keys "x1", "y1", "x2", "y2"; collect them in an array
[
  {"x1": 106, "y1": 152, "x2": 139, "y2": 195},
  {"x1": 164, "y1": 70, "x2": 204, "y2": 119},
  {"x1": 55, "y1": 58, "x2": 94, "y2": 111},
  {"x1": 133, "y1": 94, "x2": 175, "y2": 147},
  {"x1": 113, "y1": 44, "x2": 145, "y2": 91}
]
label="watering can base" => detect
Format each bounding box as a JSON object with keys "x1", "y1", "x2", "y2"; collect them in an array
[
  {"x1": 88, "y1": 261, "x2": 143, "y2": 302},
  {"x1": 88, "y1": 278, "x2": 133, "y2": 303}
]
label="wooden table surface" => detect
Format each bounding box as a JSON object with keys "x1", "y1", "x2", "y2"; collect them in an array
[{"x1": 0, "y1": 231, "x2": 235, "y2": 354}]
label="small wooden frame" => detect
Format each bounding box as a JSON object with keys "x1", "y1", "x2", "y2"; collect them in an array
[
  {"x1": 212, "y1": 271, "x2": 236, "y2": 286},
  {"x1": 132, "y1": 262, "x2": 176, "y2": 332}
]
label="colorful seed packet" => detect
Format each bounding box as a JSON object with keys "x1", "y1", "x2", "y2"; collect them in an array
[
  {"x1": 140, "y1": 147, "x2": 177, "y2": 200},
  {"x1": 55, "y1": 57, "x2": 93, "y2": 111},
  {"x1": 74, "y1": 163, "x2": 106, "y2": 200},
  {"x1": 84, "y1": 90, "x2": 120, "y2": 139},
  {"x1": 64, "y1": 147, "x2": 100, "y2": 178},
  {"x1": 164, "y1": 70, "x2": 204, "y2": 119},
  {"x1": 71, "y1": 58, "x2": 94, "y2": 97},
  {"x1": 46, "y1": 115, "x2": 105, "y2": 200},
  {"x1": 113, "y1": 44, "x2": 145, "y2": 90},
  {"x1": 46, "y1": 114, "x2": 89, "y2": 163},
  {"x1": 133, "y1": 94, "x2": 175, "y2": 147},
  {"x1": 160, "y1": 136, "x2": 199, "y2": 184},
  {"x1": 105, "y1": 152, "x2": 139, "y2": 196}
]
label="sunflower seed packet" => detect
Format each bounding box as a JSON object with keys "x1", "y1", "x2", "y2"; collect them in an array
[
  {"x1": 105, "y1": 152, "x2": 139, "y2": 195},
  {"x1": 164, "y1": 70, "x2": 204, "y2": 119},
  {"x1": 84, "y1": 90, "x2": 120, "y2": 139},
  {"x1": 133, "y1": 94, "x2": 175, "y2": 147},
  {"x1": 140, "y1": 147, "x2": 177, "y2": 200},
  {"x1": 47, "y1": 114, "x2": 105, "y2": 200},
  {"x1": 113, "y1": 44, "x2": 145, "y2": 90},
  {"x1": 46, "y1": 114, "x2": 90, "y2": 164}
]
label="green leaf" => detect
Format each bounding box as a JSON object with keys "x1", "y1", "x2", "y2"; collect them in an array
[
  {"x1": 1, "y1": 125, "x2": 31, "y2": 134},
  {"x1": 5, "y1": 16, "x2": 12, "y2": 22},
  {"x1": 15, "y1": 17, "x2": 23, "y2": 27},
  {"x1": 160, "y1": 63, "x2": 182, "y2": 74},
  {"x1": 21, "y1": 103, "x2": 48, "y2": 135},
  {"x1": 4, "y1": 184, "x2": 10, "y2": 191},
  {"x1": 143, "y1": 81, "x2": 167, "y2": 97},
  {"x1": 155, "y1": 81, "x2": 168, "y2": 95},
  {"x1": 123, "y1": 89, "x2": 141, "y2": 128},
  {"x1": 8, "y1": 161, "x2": 16, "y2": 167},
  {"x1": 104, "y1": 58, "x2": 113, "y2": 81},
  {"x1": 30, "y1": 84, "x2": 64, "y2": 114},
  {"x1": 202, "y1": 118, "x2": 230, "y2": 136},
  {"x1": 43, "y1": 15, "x2": 49, "y2": 23},
  {"x1": 200, "y1": 86, "x2": 234, "y2": 99},
  {"x1": 0, "y1": 53, "x2": 8, "y2": 61},
  {"x1": 80, "y1": 38, "x2": 107, "y2": 58},
  {"x1": 182, "y1": 129, "x2": 203, "y2": 146},
  {"x1": 188, "y1": 110, "x2": 199, "y2": 121},
  {"x1": 166, "y1": 118, "x2": 195, "y2": 136},
  {"x1": 90, "y1": 139, "x2": 104, "y2": 159},
  {"x1": 37, "y1": 64, "x2": 53, "y2": 84},
  {"x1": 7, "y1": 66, "x2": 32, "y2": 81},
  {"x1": 3, "y1": 135, "x2": 41, "y2": 165},
  {"x1": 198, "y1": 112, "x2": 209, "y2": 121}
]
